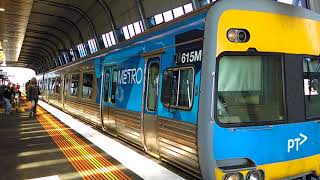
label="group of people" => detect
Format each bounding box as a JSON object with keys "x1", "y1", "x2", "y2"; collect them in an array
[
  {"x1": 0, "y1": 77, "x2": 40, "y2": 117},
  {"x1": 0, "y1": 82, "x2": 21, "y2": 115}
]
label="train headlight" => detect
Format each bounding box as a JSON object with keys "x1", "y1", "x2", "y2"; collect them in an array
[
  {"x1": 224, "y1": 173, "x2": 243, "y2": 180},
  {"x1": 227, "y1": 28, "x2": 250, "y2": 43},
  {"x1": 246, "y1": 170, "x2": 264, "y2": 180}
]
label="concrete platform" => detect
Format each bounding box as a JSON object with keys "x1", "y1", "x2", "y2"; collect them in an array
[{"x1": 0, "y1": 98, "x2": 185, "y2": 180}]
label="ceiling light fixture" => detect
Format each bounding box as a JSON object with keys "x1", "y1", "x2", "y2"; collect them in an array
[{"x1": 0, "y1": 8, "x2": 5, "y2": 12}]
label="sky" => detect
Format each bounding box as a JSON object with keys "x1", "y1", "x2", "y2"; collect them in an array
[
  {"x1": 0, "y1": 67, "x2": 36, "y2": 86},
  {"x1": 277, "y1": 0, "x2": 293, "y2": 4}
]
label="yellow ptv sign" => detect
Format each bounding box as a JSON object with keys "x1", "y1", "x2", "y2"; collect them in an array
[{"x1": 0, "y1": 51, "x2": 3, "y2": 62}]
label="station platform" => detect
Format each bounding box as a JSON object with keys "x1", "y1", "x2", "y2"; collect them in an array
[{"x1": 0, "y1": 98, "x2": 185, "y2": 180}]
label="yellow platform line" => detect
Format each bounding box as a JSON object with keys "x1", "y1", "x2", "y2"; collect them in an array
[{"x1": 23, "y1": 100, "x2": 131, "y2": 180}]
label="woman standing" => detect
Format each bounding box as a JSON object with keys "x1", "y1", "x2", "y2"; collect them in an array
[{"x1": 27, "y1": 78, "x2": 40, "y2": 117}]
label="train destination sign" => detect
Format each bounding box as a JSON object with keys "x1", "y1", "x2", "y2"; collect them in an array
[
  {"x1": 176, "y1": 50, "x2": 202, "y2": 65},
  {"x1": 175, "y1": 29, "x2": 204, "y2": 66}
]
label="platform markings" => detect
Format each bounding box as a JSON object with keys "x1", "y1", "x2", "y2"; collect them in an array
[
  {"x1": 35, "y1": 106, "x2": 130, "y2": 180},
  {"x1": 38, "y1": 100, "x2": 185, "y2": 180}
]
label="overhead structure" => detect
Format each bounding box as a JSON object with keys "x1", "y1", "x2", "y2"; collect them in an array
[
  {"x1": 0, "y1": 0, "x2": 33, "y2": 67},
  {"x1": 0, "y1": 0, "x2": 315, "y2": 74}
]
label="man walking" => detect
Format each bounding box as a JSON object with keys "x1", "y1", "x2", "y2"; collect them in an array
[{"x1": 27, "y1": 78, "x2": 40, "y2": 117}]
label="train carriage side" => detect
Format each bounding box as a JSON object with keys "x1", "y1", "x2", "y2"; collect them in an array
[
  {"x1": 97, "y1": 8, "x2": 208, "y2": 177},
  {"x1": 199, "y1": 0, "x2": 320, "y2": 179},
  {"x1": 31, "y1": 4, "x2": 228, "y2": 179},
  {"x1": 57, "y1": 64, "x2": 101, "y2": 126},
  {"x1": 36, "y1": 74, "x2": 45, "y2": 100},
  {"x1": 50, "y1": 73, "x2": 63, "y2": 109}
]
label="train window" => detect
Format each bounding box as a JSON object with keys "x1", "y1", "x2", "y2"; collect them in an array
[
  {"x1": 178, "y1": 69, "x2": 194, "y2": 107},
  {"x1": 216, "y1": 55, "x2": 284, "y2": 125},
  {"x1": 82, "y1": 73, "x2": 93, "y2": 99},
  {"x1": 64, "y1": 74, "x2": 69, "y2": 96},
  {"x1": 50, "y1": 78, "x2": 55, "y2": 93},
  {"x1": 147, "y1": 62, "x2": 160, "y2": 111},
  {"x1": 70, "y1": 74, "x2": 79, "y2": 97},
  {"x1": 111, "y1": 68, "x2": 117, "y2": 103},
  {"x1": 44, "y1": 79, "x2": 48, "y2": 90},
  {"x1": 161, "y1": 67, "x2": 194, "y2": 110},
  {"x1": 104, "y1": 68, "x2": 110, "y2": 102},
  {"x1": 303, "y1": 57, "x2": 320, "y2": 118},
  {"x1": 55, "y1": 77, "x2": 61, "y2": 94}
]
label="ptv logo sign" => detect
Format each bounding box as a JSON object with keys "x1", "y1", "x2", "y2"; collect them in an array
[{"x1": 287, "y1": 133, "x2": 308, "y2": 153}]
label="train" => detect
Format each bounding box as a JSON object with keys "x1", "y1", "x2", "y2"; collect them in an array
[{"x1": 36, "y1": 0, "x2": 320, "y2": 179}]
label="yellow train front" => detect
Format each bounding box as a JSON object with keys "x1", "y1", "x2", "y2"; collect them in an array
[{"x1": 198, "y1": 0, "x2": 320, "y2": 179}]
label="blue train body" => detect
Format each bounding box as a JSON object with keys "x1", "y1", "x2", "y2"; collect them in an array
[
  {"x1": 38, "y1": 1, "x2": 320, "y2": 179},
  {"x1": 94, "y1": 11, "x2": 206, "y2": 124}
]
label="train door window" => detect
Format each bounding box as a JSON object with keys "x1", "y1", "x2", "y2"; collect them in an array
[
  {"x1": 146, "y1": 62, "x2": 160, "y2": 111},
  {"x1": 55, "y1": 77, "x2": 61, "y2": 94},
  {"x1": 104, "y1": 68, "x2": 110, "y2": 102},
  {"x1": 82, "y1": 72, "x2": 93, "y2": 99},
  {"x1": 161, "y1": 67, "x2": 194, "y2": 110},
  {"x1": 70, "y1": 74, "x2": 79, "y2": 97},
  {"x1": 47, "y1": 78, "x2": 50, "y2": 91},
  {"x1": 303, "y1": 57, "x2": 320, "y2": 118},
  {"x1": 50, "y1": 78, "x2": 55, "y2": 93},
  {"x1": 38, "y1": 80, "x2": 42, "y2": 90},
  {"x1": 111, "y1": 68, "x2": 117, "y2": 103},
  {"x1": 44, "y1": 79, "x2": 48, "y2": 90},
  {"x1": 64, "y1": 75, "x2": 69, "y2": 96}
]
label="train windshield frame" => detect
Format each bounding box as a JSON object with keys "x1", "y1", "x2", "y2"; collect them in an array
[
  {"x1": 215, "y1": 52, "x2": 285, "y2": 127},
  {"x1": 303, "y1": 56, "x2": 320, "y2": 119}
]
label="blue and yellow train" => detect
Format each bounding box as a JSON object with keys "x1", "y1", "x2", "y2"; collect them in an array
[{"x1": 37, "y1": 0, "x2": 320, "y2": 179}]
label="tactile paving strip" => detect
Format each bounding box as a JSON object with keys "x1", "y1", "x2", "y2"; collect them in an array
[{"x1": 35, "y1": 105, "x2": 131, "y2": 180}]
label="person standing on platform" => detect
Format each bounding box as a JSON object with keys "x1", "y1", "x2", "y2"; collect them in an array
[
  {"x1": 27, "y1": 78, "x2": 40, "y2": 117},
  {"x1": 25, "y1": 80, "x2": 30, "y2": 93},
  {"x1": 3, "y1": 83, "x2": 12, "y2": 115}
]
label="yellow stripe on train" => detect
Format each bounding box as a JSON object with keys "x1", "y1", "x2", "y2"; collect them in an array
[
  {"x1": 217, "y1": 10, "x2": 320, "y2": 56},
  {"x1": 215, "y1": 154, "x2": 320, "y2": 180}
]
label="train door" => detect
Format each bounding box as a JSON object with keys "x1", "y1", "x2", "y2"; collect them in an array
[
  {"x1": 100, "y1": 66, "x2": 117, "y2": 136},
  {"x1": 142, "y1": 56, "x2": 160, "y2": 156},
  {"x1": 62, "y1": 74, "x2": 68, "y2": 109}
]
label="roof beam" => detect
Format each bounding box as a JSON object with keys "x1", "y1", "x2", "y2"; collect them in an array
[
  {"x1": 20, "y1": 46, "x2": 52, "y2": 68},
  {"x1": 24, "y1": 35, "x2": 64, "y2": 65},
  {"x1": 18, "y1": 57, "x2": 46, "y2": 72},
  {"x1": 26, "y1": 29, "x2": 70, "y2": 63},
  {"x1": 135, "y1": 0, "x2": 148, "y2": 30},
  {"x1": 19, "y1": 52, "x2": 49, "y2": 65},
  {"x1": 22, "y1": 40, "x2": 56, "y2": 67},
  {"x1": 22, "y1": 43, "x2": 55, "y2": 59},
  {"x1": 23, "y1": 40, "x2": 56, "y2": 58},
  {"x1": 95, "y1": 0, "x2": 119, "y2": 43},
  {"x1": 31, "y1": 11, "x2": 84, "y2": 44},
  {"x1": 27, "y1": 28, "x2": 71, "y2": 49},
  {"x1": 28, "y1": 22, "x2": 79, "y2": 59},
  {"x1": 19, "y1": 58, "x2": 42, "y2": 72},
  {"x1": 34, "y1": 0, "x2": 102, "y2": 50}
]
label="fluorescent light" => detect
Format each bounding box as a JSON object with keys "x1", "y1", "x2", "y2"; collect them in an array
[{"x1": 0, "y1": 8, "x2": 5, "y2": 12}]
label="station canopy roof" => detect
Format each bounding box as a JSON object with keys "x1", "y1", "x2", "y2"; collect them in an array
[{"x1": 0, "y1": 0, "x2": 207, "y2": 73}]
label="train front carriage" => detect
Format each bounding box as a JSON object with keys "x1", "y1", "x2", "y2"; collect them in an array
[
  {"x1": 199, "y1": 0, "x2": 320, "y2": 179},
  {"x1": 34, "y1": 1, "x2": 320, "y2": 179}
]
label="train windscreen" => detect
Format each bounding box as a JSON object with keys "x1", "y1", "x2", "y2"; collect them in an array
[
  {"x1": 216, "y1": 54, "x2": 284, "y2": 125},
  {"x1": 304, "y1": 57, "x2": 320, "y2": 119}
]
